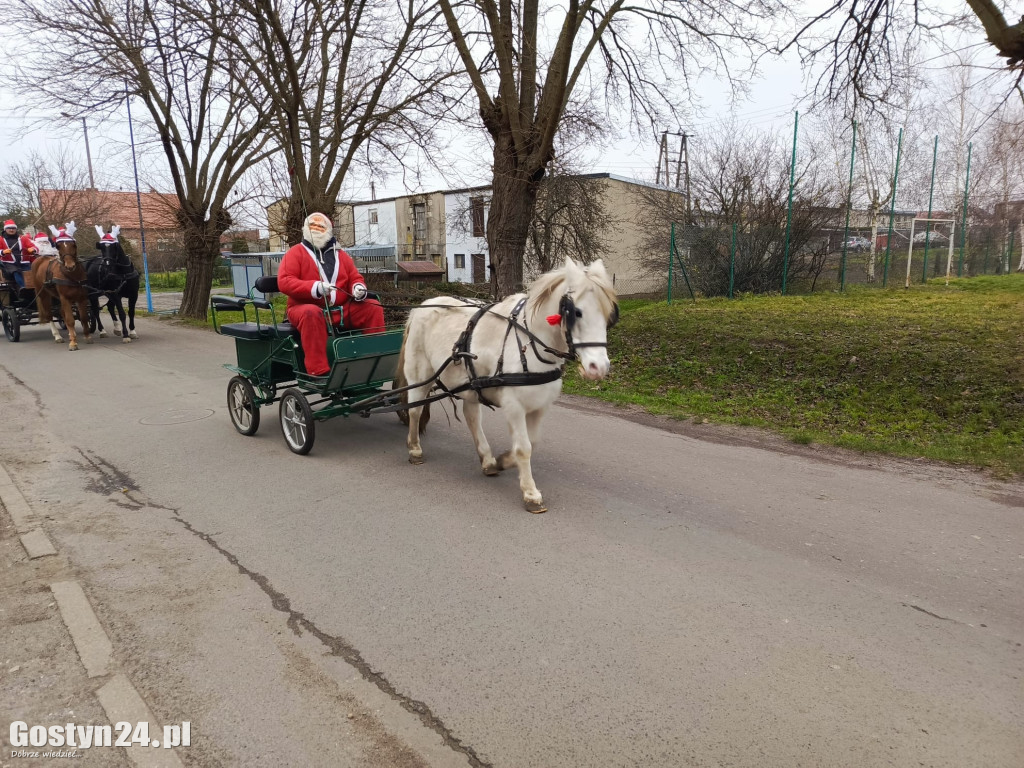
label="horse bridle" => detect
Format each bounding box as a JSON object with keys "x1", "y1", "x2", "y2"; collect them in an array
[{"x1": 556, "y1": 293, "x2": 619, "y2": 358}]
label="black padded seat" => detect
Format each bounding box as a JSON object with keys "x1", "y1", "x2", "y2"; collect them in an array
[{"x1": 220, "y1": 321, "x2": 300, "y2": 340}]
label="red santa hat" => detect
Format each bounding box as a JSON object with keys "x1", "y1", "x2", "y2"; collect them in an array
[
  {"x1": 34, "y1": 230, "x2": 49, "y2": 240},
  {"x1": 49, "y1": 221, "x2": 77, "y2": 243},
  {"x1": 96, "y1": 224, "x2": 120, "y2": 243},
  {"x1": 3, "y1": 219, "x2": 16, "y2": 230}
]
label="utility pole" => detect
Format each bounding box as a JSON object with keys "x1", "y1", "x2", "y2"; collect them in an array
[{"x1": 679, "y1": 132, "x2": 692, "y2": 223}]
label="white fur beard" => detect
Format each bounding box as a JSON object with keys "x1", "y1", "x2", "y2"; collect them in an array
[{"x1": 303, "y1": 223, "x2": 332, "y2": 249}]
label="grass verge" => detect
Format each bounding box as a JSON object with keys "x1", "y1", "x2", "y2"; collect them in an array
[{"x1": 565, "y1": 275, "x2": 1024, "y2": 477}]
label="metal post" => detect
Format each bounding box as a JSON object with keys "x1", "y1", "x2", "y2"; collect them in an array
[
  {"x1": 922, "y1": 135, "x2": 938, "y2": 282},
  {"x1": 668, "y1": 223, "x2": 674, "y2": 304},
  {"x1": 883, "y1": 127, "x2": 903, "y2": 287},
  {"x1": 958, "y1": 142, "x2": 972, "y2": 277},
  {"x1": 81, "y1": 118, "x2": 95, "y2": 189},
  {"x1": 729, "y1": 222, "x2": 736, "y2": 298},
  {"x1": 126, "y1": 86, "x2": 154, "y2": 313},
  {"x1": 840, "y1": 120, "x2": 856, "y2": 292},
  {"x1": 781, "y1": 111, "x2": 798, "y2": 295}
]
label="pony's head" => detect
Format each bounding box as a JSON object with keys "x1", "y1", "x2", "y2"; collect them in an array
[
  {"x1": 529, "y1": 258, "x2": 618, "y2": 380},
  {"x1": 49, "y1": 221, "x2": 79, "y2": 267},
  {"x1": 95, "y1": 225, "x2": 131, "y2": 270}
]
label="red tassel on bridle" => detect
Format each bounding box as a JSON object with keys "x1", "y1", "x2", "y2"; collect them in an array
[{"x1": 546, "y1": 314, "x2": 561, "y2": 325}]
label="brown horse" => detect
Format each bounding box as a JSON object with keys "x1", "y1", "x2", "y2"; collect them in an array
[{"x1": 31, "y1": 224, "x2": 92, "y2": 350}]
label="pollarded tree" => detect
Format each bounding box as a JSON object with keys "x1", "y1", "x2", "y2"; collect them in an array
[
  {"x1": 211, "y1": 0, "x2": 464, "y2": 244},
  {"x1": 5, "y1": 0, "x2": 275, "y2": 319},
  {"x1": 437, "y1": 0, "x2": 777, "y2": 296}
]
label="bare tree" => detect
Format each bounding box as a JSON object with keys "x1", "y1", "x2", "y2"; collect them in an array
[
  {"x1": 437, "y1": 0, "x2": 775, "y2": 296},
  {"x1": 633, "y1": 125, "x2": 841, "y2": 295},
  {"x1": 787, "y1": 1, "x2": 1024, "y2": 108},
  {"x1": 3, "y1": 149, "x2": 112, "y2": 233},
  {"x1": 210, "y1": 0, "x2": 463, "y2": 244},
  {"x1": 5, "y1": 0, "x2": 275, "y2": 318}
]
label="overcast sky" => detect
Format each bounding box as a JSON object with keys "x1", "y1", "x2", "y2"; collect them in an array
[{"x1": 0, "y1": 2, "x2": 1009, "y2": 229}]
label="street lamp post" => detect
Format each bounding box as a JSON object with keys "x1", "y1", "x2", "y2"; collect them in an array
[
  {"x1": 124, "y1": 88, "x2": 154, "y2": 312},
  {"x1": 61, "y1": 113, "x2": 95, "y2": 189}
]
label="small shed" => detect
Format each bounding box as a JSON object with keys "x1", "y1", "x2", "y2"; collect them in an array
[{"x1": 397, "y1": 260, "x2": 445, "y2": 283}]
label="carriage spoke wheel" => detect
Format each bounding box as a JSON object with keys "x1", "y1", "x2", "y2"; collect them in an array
[
  {"x1": 2, "y1": 307, "x2": 19, "y2": 342},
  {"x1": 279, "y1": 388, "x2": 316, "y2": 455},
  {"x1": 227, "y1": 376, "x2": 261, "y2": 436}
]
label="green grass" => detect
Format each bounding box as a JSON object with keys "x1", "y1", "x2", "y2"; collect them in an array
[{"x1": 566, "y1": 275, "x2": 1024, "y2": 476}]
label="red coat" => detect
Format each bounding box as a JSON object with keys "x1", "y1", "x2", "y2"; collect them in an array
[
  {"x1": 19, "y1": 234, "x2": 39, "y2": 263},
  {"x1": 0, "y1": 233, "x2": 24, "y2": 264},
  {"x1": 277, "y1": 239, "x2": 367, "y2": 310}
]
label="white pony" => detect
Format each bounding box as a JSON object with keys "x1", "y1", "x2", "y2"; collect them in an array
[{"x1": 397, "y1": 258, "x2": 618, "y2": 513}]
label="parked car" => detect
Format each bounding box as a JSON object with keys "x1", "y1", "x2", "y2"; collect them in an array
[
  {"x1": 842, "y1": 236, "x2": 871, "y2": 253},
  {"x1": 912, "y1": 231, "x2": 949, "y2": 245}
]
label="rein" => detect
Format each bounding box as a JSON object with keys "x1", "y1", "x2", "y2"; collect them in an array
[{"x1": 361, "y1": 291, "x2": 611, "y2": 415}]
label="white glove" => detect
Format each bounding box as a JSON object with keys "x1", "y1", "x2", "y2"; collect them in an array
[
  {"x1": 317, "y1": 281, "x2": 337, "y2": 303},
  {"x1": 351, "y1": 283, "x2": 367, "y2": 302}
]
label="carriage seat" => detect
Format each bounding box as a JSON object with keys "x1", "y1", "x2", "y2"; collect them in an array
[
  {"x1": 212, "y1": 295, "x2": 300, "y2": 340},
  {"x1": 217, "y1": 319, "x2": 300, "y2": 341}
]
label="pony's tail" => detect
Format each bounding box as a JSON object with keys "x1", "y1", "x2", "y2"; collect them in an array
[{"x1": 393, "y1": 324, "x2": 429, "y2": 434}]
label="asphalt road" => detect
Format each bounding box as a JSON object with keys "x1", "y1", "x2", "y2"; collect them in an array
[{"x1": 1, "y1": 315, "x2": 1021, "y2": 767}]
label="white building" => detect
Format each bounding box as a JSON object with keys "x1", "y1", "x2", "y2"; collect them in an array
[
  {"x1": 443, "y1": 186, "x2": 491, "y2": 284},
  {"x1": 352, "y1": 199, "x2": 398, "y2": 247}
]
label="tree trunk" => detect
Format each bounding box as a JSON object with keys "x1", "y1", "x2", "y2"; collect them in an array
[
  {"x1": 487, "y1": 135, "x2": 543, "y2": 297},
  {"x1": 178, "y1": 210, "x2": 231, "y2": 320},
  {"x1": 867, "y1": 204, "x2": 880, "y2": 281},
  {"x1": 1017, "y1": 221, "x2": 1023, "y2": 272}
]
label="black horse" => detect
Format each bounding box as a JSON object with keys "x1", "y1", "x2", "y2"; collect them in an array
[{"x1": 86, "y1": 227, "x2": 140, "y2": 342}]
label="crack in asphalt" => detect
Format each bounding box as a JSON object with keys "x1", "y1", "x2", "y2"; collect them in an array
[
  {"x1": 904, "y1": 603, "x2": 953, "y2": 622},
  {"x1": 172, "y1": 512, "x2": 493, "y2": 768},
  {"x1": 73, "y1": 448, "x2": 489, "y2": 768},
  {"x1": 0, "y1": 366, "x2": 44, "y2": 413}
]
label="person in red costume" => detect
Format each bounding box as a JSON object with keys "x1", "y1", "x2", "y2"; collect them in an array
[
  {"x1": 277, "y1": 211, "x2": 385, "y2": 377},
  {"x1": 0, "y1": 219, "x2": 36, "y2": 295}
]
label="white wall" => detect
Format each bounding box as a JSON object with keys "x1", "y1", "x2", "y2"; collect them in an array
[
  {"x1": 352, "y1": 200, "x2": 397, "y2": 247},
  {"x1": 444, "y1": 192, "x2": 489, "y2": 283}
]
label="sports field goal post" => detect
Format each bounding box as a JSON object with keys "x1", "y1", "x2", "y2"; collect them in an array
[{"x1": 905, "y1": 217, "x2": 956, "y2": 288}]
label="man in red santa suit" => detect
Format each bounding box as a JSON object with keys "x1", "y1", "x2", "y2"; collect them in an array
[
  {"x1": 277, "y1": 211, "x2": 385, "y2": 377},
  {"x1": 0, "y1": 219, "x2": 35, "y2": 297}
]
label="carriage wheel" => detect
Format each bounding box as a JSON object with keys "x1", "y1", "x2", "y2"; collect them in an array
[
  {"x1": 2, "y1": 307, "x2": 19, "y2": 342},
  {"x1": 227, "y1": 376, "x2": 261, "y2": 436},
  {"x1": 279, "y1": 388, "x2": 316, "y2": 455}
]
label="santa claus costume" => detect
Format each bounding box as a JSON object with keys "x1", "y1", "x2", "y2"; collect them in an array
[
  {"x1": 0, "y1": 219, "x2": 30, "y2": 289},
  {"x1": 277, "y1": 212, "x2": 385, "y2": 376},
  {"x1": 33, "y1": 230, "x2": 57, "y2": 258}
]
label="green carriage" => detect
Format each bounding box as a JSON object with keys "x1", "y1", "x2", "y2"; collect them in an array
[{"x1": 212, "y1": 276, "x2": 403, "y2": 455}]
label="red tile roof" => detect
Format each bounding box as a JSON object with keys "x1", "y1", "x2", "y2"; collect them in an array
[{"x1": 397, "y1": 260, "x2": 444, "y2": 275}]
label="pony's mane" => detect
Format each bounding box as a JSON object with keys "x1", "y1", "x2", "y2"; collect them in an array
[{"x1": 527, "y1": 261, "x2": 617, "y2": 324}]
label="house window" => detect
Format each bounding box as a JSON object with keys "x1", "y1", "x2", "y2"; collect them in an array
[
  {"x1": 369, "y1": 209, "x2": 378, "y2": 225},
  {"x1": 470, "y1": 197, "x2": 485, "y2": 237},
  {"x1": 454, "y1": 253, "x2": 465, "y2": 269},
  {"x1": 413, "y1": 203, "x2": 427, "y2": 243}
]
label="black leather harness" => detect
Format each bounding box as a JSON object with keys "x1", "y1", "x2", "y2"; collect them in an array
[{"x1": 361, "y1": 292, "x2": 614, "y2": 415}]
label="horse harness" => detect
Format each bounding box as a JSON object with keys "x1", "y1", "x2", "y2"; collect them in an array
[
  {"x1": 90, "y1": 255, "x2": 139, "y2": 295},
  {"x1": 43, "y1": 257, "x2": 89, "y2": 290},
  {"x1": 368, "y1": 293, "x2": 617, "y2": 414}
]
